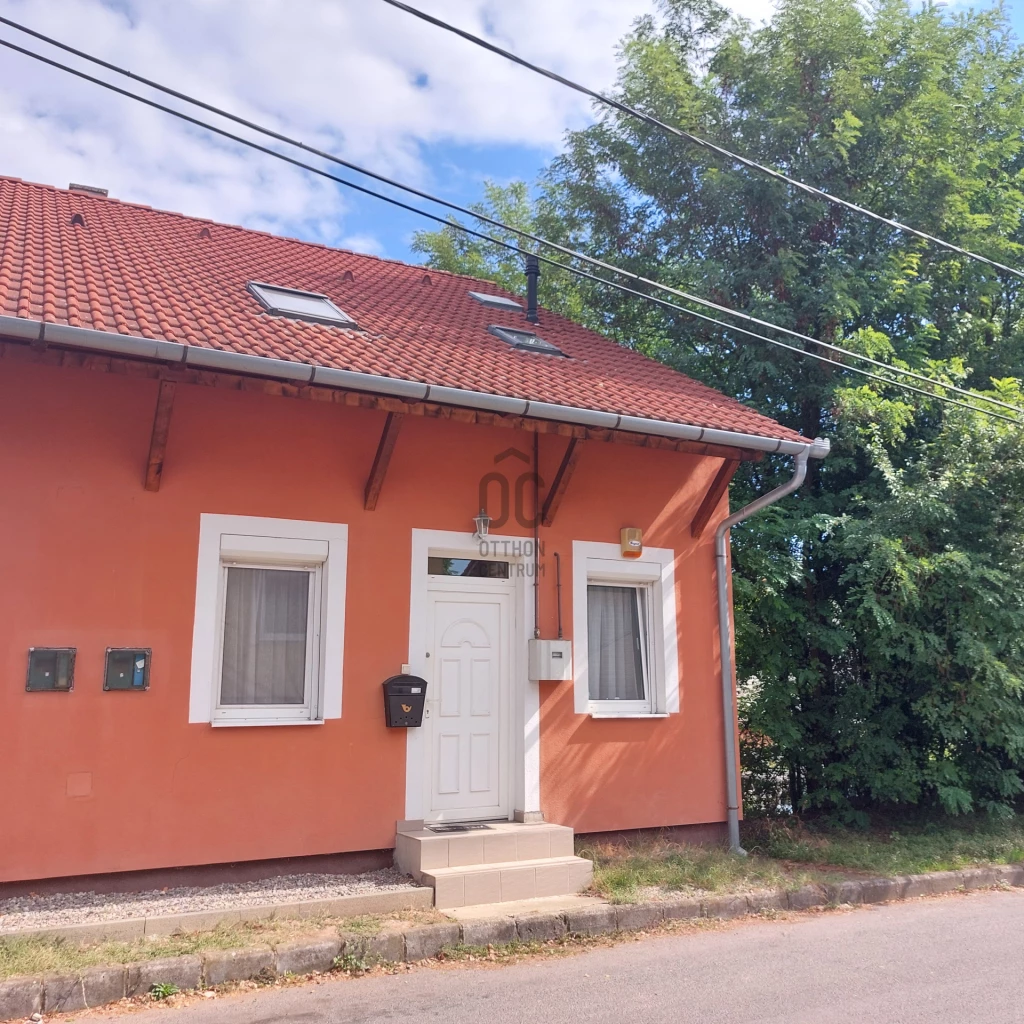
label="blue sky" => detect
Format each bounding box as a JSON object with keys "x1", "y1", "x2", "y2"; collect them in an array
[
  {"x1": 333, "y1": 1, "x2": 1024, "y2": 265},
  {"x1": 0, "y1": 0, "x2": 656, "y2": 257},
  {"x1": 0, "y1": 0, "x2": 1019, "y2": 268}
]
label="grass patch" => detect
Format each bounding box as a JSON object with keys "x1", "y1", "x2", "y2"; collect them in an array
[
  {"x1": 577, "y1": 834, "x2": 836, "y2": 904},
  {"x1": 577, "y1": 815, "x2": 1024, "y2": 903},
  {"x1": 0, "y1": 906, "x2": 445, "y2": 982},
  {"x1": 745, "y1": 815, "x2": 1024, "y2": 876}
]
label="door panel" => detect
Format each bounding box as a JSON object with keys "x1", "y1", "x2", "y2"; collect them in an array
[
  {"x1": 427, "y1": 589, "x2": 510, "y2": 819},
  {"x1": 437, "y1": 734, "x2": 460, "y2": 794}
]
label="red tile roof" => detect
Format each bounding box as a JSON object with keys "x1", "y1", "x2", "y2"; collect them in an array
[{"x1": 0, "y1": 176, "x2": 803, "y2": 443}]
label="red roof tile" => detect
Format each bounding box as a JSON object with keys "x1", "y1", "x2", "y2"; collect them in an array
[{"x1": 0, "y1": 176, "x2": 803, "y2": 443}]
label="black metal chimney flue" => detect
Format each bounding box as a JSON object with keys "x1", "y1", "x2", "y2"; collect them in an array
[{"x1": 525, "y1": 254, "x2": 540, "y2": 323}]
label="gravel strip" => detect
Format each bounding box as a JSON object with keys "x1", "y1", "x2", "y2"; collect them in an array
[{"x1": 0, "y1": 869, "x2": 421, "y2": 933}]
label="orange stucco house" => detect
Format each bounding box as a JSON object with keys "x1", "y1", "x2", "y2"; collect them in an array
[{"x1": 0, "y1": 178, "x2": 827, "y2": 903}]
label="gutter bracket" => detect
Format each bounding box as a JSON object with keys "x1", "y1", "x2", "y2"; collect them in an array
[{"x1": 31, "y1": 320, "x2": 47, "y2": 353}]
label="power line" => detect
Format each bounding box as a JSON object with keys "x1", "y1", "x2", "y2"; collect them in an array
[
  {"x1": 0, "y1": 36, "x2": 1019, "y2": 425},
  {"x1": 380, "y1": 0, "x2": 1024, "y2": 285},
  {"x1": 0, "y1": 16, "x2": 1020, "y2": 418}
]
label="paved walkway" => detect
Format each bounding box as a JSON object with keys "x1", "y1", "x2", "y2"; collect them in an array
[
  {"x1": 96, "y1": 888, "x2": 1024, "y2": 1023},
  {"x1": 0, "y1": 871, "x2": 421, "y2": 934}
]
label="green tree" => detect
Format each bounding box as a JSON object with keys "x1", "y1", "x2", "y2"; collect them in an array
[{"x1": 414, "y1": 0, "x2": 1024, "y2": 818}]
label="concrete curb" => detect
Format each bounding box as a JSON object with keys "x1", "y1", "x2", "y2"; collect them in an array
[
  {"x1": 0, "y1": 887, "x2": 433, "y2": 945},
  {"x1": 1, "y1": 864, "x2": 1021, "y2": 1021}
]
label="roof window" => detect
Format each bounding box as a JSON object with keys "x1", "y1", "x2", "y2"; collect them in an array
[
  {"x1": 470, "y1": 291, "x2": 522, "y2": 312},
  {"x1": 248, "y1": 281, "x2": 357, "y2": 328},
  {"x1": 488, "y1": 324, "x2": 566, "y2": 357}
]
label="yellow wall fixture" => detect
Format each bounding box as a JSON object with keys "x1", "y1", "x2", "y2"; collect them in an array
[{"x1": 620, "y1": 527, "x2": 643, "y2": 558}]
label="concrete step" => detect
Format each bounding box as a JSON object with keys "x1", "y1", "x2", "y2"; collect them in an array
[
  {"x1": 395, "y1": 823, "x2": 575, "y2": 880},
  {"x1": 422, "y1": 855, "x2": 594, "y2": 909}
]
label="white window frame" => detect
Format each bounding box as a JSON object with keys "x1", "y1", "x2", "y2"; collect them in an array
[
  {"x1": 585, "y1": 580, "x2": 654, "y2": 716},
  {"x1": 247, "y1": 281, "x2": 357, "y2": 328},
  {"x1": 572, "y1": 541, "x2": 679, "y2": 718},
  {"x1": 215, "y1": 559, "x2": 322, "y2": 724},
  {"x1": 189, "y1": 515, "x2": 348, "y2": 726}
]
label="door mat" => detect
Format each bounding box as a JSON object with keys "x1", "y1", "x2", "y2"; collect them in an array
[{"x1": 426, "y1": 823, "x2": 493, "y2": 834}]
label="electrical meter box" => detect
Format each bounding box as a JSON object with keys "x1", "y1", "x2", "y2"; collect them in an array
[
  {"x1": 528, "y1": 639, "x2": 573, "y2": 681},
  {"x1": 104, "y1": 648, "x2": 151, "y2": 690},
  {"x1": 26, "y1": 648, "x2": 75, "y2": 692}
]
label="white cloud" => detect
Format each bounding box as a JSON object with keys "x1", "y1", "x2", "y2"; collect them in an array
[
  {"x1": 0, "y1": 0, "x2": 774, "y2": 245},
  {"x1": 340, "y1": 233, "x2": 386, "y2": 256}
]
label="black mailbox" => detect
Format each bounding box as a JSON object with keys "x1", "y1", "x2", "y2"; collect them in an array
[{"x1": 383, "y1": 674, "x2": 428, "y2": 728}]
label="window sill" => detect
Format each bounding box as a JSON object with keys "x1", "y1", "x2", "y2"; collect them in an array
[
  {"x1": 210, "y1": 718, "x2": 324, "y2": 728},
  {"x1": 588, "y1": 712, "x2": 670, "y2": 720}
]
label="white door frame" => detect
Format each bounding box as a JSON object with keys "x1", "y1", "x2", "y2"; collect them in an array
[{"x1": 406, "y1": 529, "x2": 539, "y2": 823}]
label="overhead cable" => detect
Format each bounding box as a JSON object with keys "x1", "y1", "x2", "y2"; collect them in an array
[
  {"x1": 0, "y1": 16, "x2": 1020, "y2": 416},
  {"x1": 0, "y1": 35, "x2": 1019, "y2": 425},
  {"x1": 380, "y1": 0, "x2": 1024, "y2": 283}
]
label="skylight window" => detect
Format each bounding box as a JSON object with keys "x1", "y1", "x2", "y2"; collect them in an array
[
  {"x1": 248, "y1": 282, "x2": 357, "y2": 328},
  {"x1": 469, "y1": 291, "x2": 522, "y2": 312},
  {"x1": 488, "y1": 324, "x2": 566, "y2": 357}
]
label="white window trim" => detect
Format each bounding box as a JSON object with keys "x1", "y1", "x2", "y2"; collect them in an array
[
  {"x1": 189, "y1": 514, "x2": 348, "y2": 726},
  {"x1": 572, "y1": 541, "x2": 679, "y2": 718}
]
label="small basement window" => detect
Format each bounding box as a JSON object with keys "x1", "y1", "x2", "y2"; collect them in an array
[
  {"x1": 488, "y1": 325, "x2": 566, "y2": 357},
  {"x1": 469, "y1": 291, "x2": 522, "y2": 312},
  {"x1": 248, "y1": 281, "x2": 357, "y2": 328}
]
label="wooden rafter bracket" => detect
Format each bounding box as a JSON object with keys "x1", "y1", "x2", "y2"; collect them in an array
[
  {"x1": 143, "y1": 377, "x2": 178, "y2": 492},
  {"x1": 690, "y1": 458, "x2": 740, "y2": 539},
  {"x1": 364, "y1": 411, "x2": 404, "y2": 511},
  {"x1": 6, "y1": 341, "x2": 768, "y2": 463},
  {"x1": 541, "y1": 437, "x2": 583, "y2": 527}
]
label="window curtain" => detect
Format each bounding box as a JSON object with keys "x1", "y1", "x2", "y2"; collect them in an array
[
  {"x1": 221, "y1": 567, "x2": 309, "y2": 705},
  {"x1": 587, "y1": 584, "x2": 646, "y2": 700}
]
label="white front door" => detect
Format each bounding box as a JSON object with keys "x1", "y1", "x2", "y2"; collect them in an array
[{"x1": 426, "y1": 584, "x2": 511, "y2": 821}]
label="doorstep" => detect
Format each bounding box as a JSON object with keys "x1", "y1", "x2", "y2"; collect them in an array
[{"x1": 395, "y1": 820, "x2": 594, "y2": 909}]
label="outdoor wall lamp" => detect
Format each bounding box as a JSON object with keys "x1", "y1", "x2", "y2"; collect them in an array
[{"x1": 473, "y1": 508, "x2": 492, "y2": 540}]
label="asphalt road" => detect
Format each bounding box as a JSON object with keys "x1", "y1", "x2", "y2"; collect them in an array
[{"x1": 99, "y1": 889, "x2": 1024, "y2": 1024}]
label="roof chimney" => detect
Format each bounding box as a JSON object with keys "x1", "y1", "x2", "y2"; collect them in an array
[
  {"x1": 69, "y1": 183, "x2": 108, "y2": 197},
  {"x1": 525, "y1": 254, "x2": 540, "y2": 324}
]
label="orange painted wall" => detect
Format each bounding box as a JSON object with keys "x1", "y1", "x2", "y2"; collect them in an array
[
  {"x1": 534, "y1": 434, "x2": 730, "y2": 834},
  {"x1": 0, "y1": 353, "x2": 733, "y2": 883}
]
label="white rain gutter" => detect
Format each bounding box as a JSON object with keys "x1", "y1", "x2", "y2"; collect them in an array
[
  {"x1": 2, "y1": 314, "x2": 830, "y2": 853},
  {"x1": 0, "y1": 314, "x2": 822, "y2": 457},
  {"x1": 715, "y1": 440, "x2": 829, "y2": 854}
]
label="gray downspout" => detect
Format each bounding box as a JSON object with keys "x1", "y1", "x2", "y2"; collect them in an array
[{"x1": 715, "y1": 439, "x2": 830, "y2": 854}]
